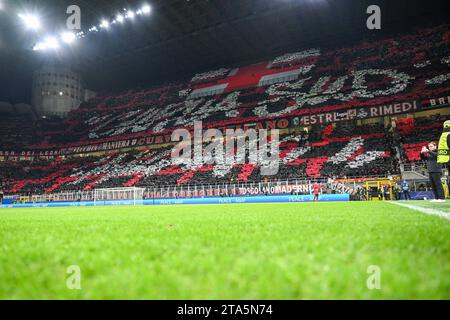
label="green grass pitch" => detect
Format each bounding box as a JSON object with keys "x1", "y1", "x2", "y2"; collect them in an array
[{"x1": 1, "y1": 202, "x2": 449, "y2": 300}]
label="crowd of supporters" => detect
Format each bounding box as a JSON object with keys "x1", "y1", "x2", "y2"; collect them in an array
[
  {"x1": 0, "y1": 23, "x2": 448, "y2": 150},
  {"x1": 0, "y1": 121, "x2": 404, "y2": 195},
  {"x1": 1, "y1": 23, "x2": 450, "y2": 196}
]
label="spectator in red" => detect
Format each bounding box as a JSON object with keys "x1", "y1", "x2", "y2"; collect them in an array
[{"x1": 313, "y1": 183, "x2": 321, "y2": 201}]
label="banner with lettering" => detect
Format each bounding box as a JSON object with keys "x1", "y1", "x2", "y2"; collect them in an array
[{"x1": 0, "y1": 99, "x2": 433, "y2": 159}]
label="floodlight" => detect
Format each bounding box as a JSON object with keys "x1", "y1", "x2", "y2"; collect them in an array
[
  {"x1": 100, "y1": 19, "x2": 110, "y2": 29},
  {"x1": 18, "y1": 13, "x2": 41, "y2": 30},
  {"x1": 33, "y1": 42, "x2": 46, "y2": 51},
  {"x1": 142, "y1": 5, "x2": 151, "y2": 14},
  {"x1": 44, "y1": 36, "x2": 60, "y2": 50},
  {"x1": 30, "y1": 2, "x2": 155, "y2": 52},
  {"x1": 116, "y1": 14, "x2": 124, "y2": 23},
  {"x1": 61, "y1": 32, "x2": 76, "y2": 44}
]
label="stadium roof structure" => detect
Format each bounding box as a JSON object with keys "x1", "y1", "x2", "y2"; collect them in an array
[{"x1": 0, "y1": 0, "x2": 449, "y2": 102}]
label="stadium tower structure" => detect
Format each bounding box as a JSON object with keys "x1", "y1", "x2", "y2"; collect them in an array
[{"x1": 32, "y1": 64, "x2": 96, "y2": 118}]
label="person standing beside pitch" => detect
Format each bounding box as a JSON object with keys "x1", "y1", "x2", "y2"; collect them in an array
[
  {"x1": 437, "y1": 120, "x2": 450, "y2": 165},
  {"x1": 437, "y1": 120, "x2": 450, "y2": 199},
  {"x1": 401, "y1": 180, "x2": 411, "y2": 200},
  {"x1": 313, "y1": 182, "x2": 321, "y2": 201},
  {"x1": 421, "y1": 141, "x2": 445, "y2": 202}
]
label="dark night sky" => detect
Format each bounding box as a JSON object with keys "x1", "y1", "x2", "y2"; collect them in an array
[{"x1": 1, "y1": 0, "x2": 449, "y2": 104}]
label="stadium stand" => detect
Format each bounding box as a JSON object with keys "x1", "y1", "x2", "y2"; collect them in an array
[
  {"x1": 0, "y1": 122, "x2": 400, "y2": 194},
  {"x1": 1, "y1": 23, "x2": 449, "y2": 196}
]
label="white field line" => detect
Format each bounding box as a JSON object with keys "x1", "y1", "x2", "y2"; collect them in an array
[{"x1": 389, "y1": 202, "x2": 450, "y2": 221}]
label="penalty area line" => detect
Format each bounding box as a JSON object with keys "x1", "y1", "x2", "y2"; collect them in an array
[{"x1": 389, "y1": 201, "x2": 450, "y2": 221}]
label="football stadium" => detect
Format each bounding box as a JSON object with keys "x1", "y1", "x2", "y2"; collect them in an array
[{"x1": 0, "y1": 0, "x2": 450, "y2": 302}]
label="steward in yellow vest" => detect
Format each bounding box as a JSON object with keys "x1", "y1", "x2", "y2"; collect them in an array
[{"x1": 437, "y1": 120, "x2": 450, "y2": 164}]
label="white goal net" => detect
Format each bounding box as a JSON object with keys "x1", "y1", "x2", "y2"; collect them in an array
[{"x1": 93, "y1": 187, "x2": 145, "y2": 206}]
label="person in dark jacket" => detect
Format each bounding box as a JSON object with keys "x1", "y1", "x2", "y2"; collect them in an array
[
  {"x1": 393, "y1": 184, "x2": 400, "y2": 201},
  {"x1": 377, "y1": 187, "x2": 384, "y2": 201},
  {"x1": 383, "y1": 185, "x2": 390, "y2": 200},
  {"x1": 421, "y1": 142, "x2": 445, "y2": 201},
  {"x1": 401, "y1": 180, "x2": 411, "y2": 200}
]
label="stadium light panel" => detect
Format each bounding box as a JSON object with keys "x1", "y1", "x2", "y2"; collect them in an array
[
  {"x1": 100, "y1": 20, "x2": 110, "y2": 29},
  {"x1": 44, "y1": 36, "x2": 60, "y2": 50},
  {"x1": 33, "y1": 42, "x2": 46, "y2": 51},
  {"x1": 116, "y1": 14, "x2": 124, "y2": 23},
  {"x1": 126, "y1": 11, "x2": 135, "y2": 19},
  {"x1": 18, "y1": 13, "x2": 41, "y2": 30},
  {"x1": 29, "y1": 2, "x2": 153, "y2": 53},
  {"x1": 142, "y1": 5, "x2": 152, "y2": 15},
  {"x1": 61, "y1": 32, "x2": 76, "y2": 44},
  {"x1": 33, "y1": 36, "x2": 60, "y2": 51}
]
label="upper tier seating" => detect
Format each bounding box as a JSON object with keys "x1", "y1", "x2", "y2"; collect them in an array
[
  {"x1": 0, "y1": 113, "x2": 36, "y2": 150},
  {"x1": 1, "y1": 23, "x2": 448, "y2": 152}
]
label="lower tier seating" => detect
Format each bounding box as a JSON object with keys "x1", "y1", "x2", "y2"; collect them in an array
[{"x1": 0, "y1": 122, "x2": 403, "y2": 195}]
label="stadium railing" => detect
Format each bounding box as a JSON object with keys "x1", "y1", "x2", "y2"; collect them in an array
[{"x1": 2, "y1": 176, "x2": 395, "y2": 204}]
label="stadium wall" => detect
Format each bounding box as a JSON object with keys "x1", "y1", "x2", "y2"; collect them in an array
[{"x1": 0, "y1": 194, "x2": 350, "y2": 209}]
